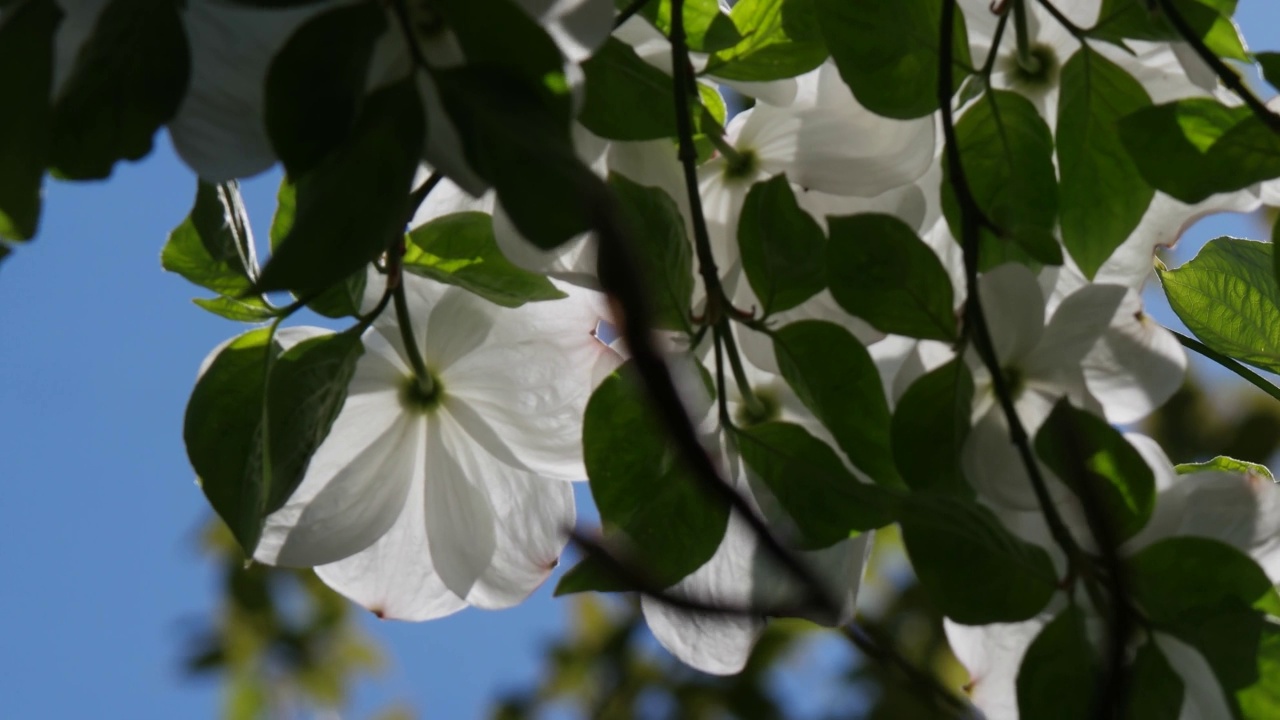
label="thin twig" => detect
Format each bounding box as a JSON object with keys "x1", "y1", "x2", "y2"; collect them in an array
[
  {"x1": 1033, "y1": 0, "x2": 1087, "y2": 39},
  {"x1": 1172, "y1": 329, "x2": 1280, "y2": 403},
  {"x1": 1151, "y1": 0, "x2": 1280, "y2": 133}
]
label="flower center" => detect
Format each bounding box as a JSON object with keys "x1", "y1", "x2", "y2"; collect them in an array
[
  {"x1": 400, "y1": 373, "x2": 444, "y2": 414},
  {"x1": 723, "y1": 147, "x2": 760, "y2": 182},
  {"x1": 1003, "y1": 43, "x2": 1059, "y2": 91},
  {"x1": 735, "y1": 387, "x2": 781, "y2": 427}
]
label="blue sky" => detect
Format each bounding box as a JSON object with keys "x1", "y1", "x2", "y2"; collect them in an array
[{"x1": 3, "y1": 5, "x2": 1280, "y2": 717}]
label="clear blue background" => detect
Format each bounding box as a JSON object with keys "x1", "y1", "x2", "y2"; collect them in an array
[{"x1": 3, "y1": 5, "x2": 1280, "y2": 717}]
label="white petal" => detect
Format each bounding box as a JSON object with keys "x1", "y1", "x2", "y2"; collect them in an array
[
  {"x1": 314, "y1": 470, "x2": 468, "y2": 622},
  {"x1": 640, "y1": 512, "x2": 766, "y2": 675},
  {"x1": 1155, "y1": 633, "x2": 1233, "y2": 720},
  {"x1": 1023, "y1": 283, "x2": 1126, "y2": 381},
  {"x1": 423, "y1": 417, "x2": 500, "y2": 601},
  {"x1": 1082, "y1": 297, "x2": 1187, "y2": 425},
  {"x1": 979, "y1": 263, "x2": 1046, "y2": 367},
  {"x1": 435, "y1": 282, "x2": 610, "y2": 480},
  {"x1": 436, "y1": 413, "x2": 575, "y2": 608},
  {"x1": 944, "y1": 616, "x2": 1048, "y2": 720},
  {"x1": 170, "y1": 0, "x2": 329, "y2": 181},
  {"x1": 962, "y1": 393, "x2": 1067, "y2": 511},
  {"x1": 257, "y1": 411, "x2": 420, "y2": 567},
  {"x1": 1176, "y1": 465, "x2": 1280, "y2": 580},
  {"x1": 520, "y1": 0, "x2": 613, "y2": 64}
]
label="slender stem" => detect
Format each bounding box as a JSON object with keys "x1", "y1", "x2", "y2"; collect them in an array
[
  {"x1": 1152, "y1": 0, "x2": 1280, "y2": 133},
  {"x1": 614, "y1": 0, "x2": 655, "y2": 30},
  {"x1": 1034, "y1": 0, "x2": 1086, "y2": 39},
  {"x1": 393, "y1": 277, "x2": 434, "y2": 396},
  {"x1": 719, "y1": 323, "x2": 765, "y2": 419},
  {"x1": 1011, "y1": 0, "x2": 1042, "y2": 74},
  {"x1": 706, "y1": 132, "x2": 745, "y2": 167},
  {"x1": 1172, "y1": 329, "x2": 1280, "y2": 403},
  {"x1": 980, "y1": 9, "x2": 1012, "y2": 79},
  {"x1": 939, "y1": 0, "x2": 1081, "y2": 565}
]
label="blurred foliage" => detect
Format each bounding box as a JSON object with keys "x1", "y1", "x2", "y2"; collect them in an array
[{"x1": 185, "y1": 366, "x2": 1280, "y2": 719}]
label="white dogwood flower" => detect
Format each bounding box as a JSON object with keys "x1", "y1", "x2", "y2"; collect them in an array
[{"x1": 253, "y1": 271, "x2": 617, "y2": 620}]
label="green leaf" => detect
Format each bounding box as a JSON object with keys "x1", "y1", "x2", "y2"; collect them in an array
[
  {"x1": 433, "y1": 65, "x2": 597, "y2": 249},
  {"x1": 1119, "y1": 99, "x2": 1280, "y2": 204},
  {"x1": 263, "y1": 332, "x2": 364, "y2": 515},
  {"x1": 622, "y1": 0, "x2": 744, "y2": 53},
  {"x1": 1016, "y1": 606, "x2": 1099, "y2": 720},
  {"x1": 1129, "y1": 536, "x2": 1280, "y2": 622},
  {"x1": 255, "y1": 77, "x2": 423, "y2": 297},
  {"x1": 772, "y1": 321, "x2": 900, "y2": 486},
  {"x1": 1128, "y1": 537, "x2": 1280, "y2": 718},
  {"x1": 265, "y1": 177, "x2": 364, "y2": 319},
  {"x1": 1123, "y1": 641, "x2": 1185, "y2": 720},
  {"x1": 827, "y1": 213, "x2": 957, "y2": 341},
  {"x1": 162, "y1": 181, "x2": 258, "y2": 296},
  {"x1": 1057, "y1": 46, "x2": 1155, "y2": 279},
  {"x1": 1176, "y1": 455, "x2": 1275, "y2": 481},
  {"x1": 607, "y1": 173, "x2": 694, "y2": 332},
  {"x1": 403, "y1": 211, "x2": 566, "y2": 308},
  {"x1": 49, "y1": 0, "x2": 188, "y2": 179},
  {"x1": 813, "y1": 0, "x2": 972, "y2": 119},
  {"x1": 899, "y1": 493, "x2": 1058, "y2": 624},
  {"x1": 554, "y1": 553, "x2": 634, "y2": 596},
  {"x1": 435, "y1": 0, "x2": 567, "y2": 84},
  {"x1": 1158, "y1": 237, "x2": 1280, "y2": 374},
  {"x1": 584, "y1": 363, "x2": 730, "y2": 587},
  {"x1": 1258, "y1": 52, "x2": 1280, "y2": 92},
  {"x1": 738, "y1": 176, "x2": 826, "y2": 315},
  {"x1": 0, "y1": 0, "x2": 60, "y2": 240},
  {"x1": 185, "y1": 328, "x2": 279, "y2": 554},
  {"x1": 734, "y1": 421, "x2": 899, "y2": 548},
  {"x1": 579, "y1": 38, "x2": 680, "y2": 141},
  {"x1": 942, "y1": 90, "x2": 1063, "y2": 268},
  {"x1": 891, "y1": 358, "x2": 974, "y2": 496},
  {"x1": 704, "y1": 0, "x2": 828, "y2": 82},
  {"x1": 193, "y1": 296, "x2": 279, "y2": 323},
  {"x1": 264, "y1": 1, "x2": 386, "y2": 176},
  {"x1": 1091, "y1": 0, "x2": 1246, "y2": 62},
  {"x1": 1034, "y1": 399, "x2": 1156, "y2": 543}
]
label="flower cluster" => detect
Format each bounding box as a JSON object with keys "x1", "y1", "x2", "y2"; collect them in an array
[{"x1": 134, "y1": 0, "x2": 1280, "y2": 715}]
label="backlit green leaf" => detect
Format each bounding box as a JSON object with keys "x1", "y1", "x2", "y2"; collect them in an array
[{"x1": 739, "y1": 176, "x2": 827, "y2": 315}]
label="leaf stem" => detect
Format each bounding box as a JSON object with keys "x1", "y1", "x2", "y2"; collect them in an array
[
  {"x1": 1011, "y1": 0, "x2": 1042, "y2": 74},
  {"x1": 1171, "y1": 329, "x2": 1280, "y2": 403},
  {"x1": 1151, "y1": 0, "x2": 1280, "y2": 133},
  {"x1": 393, "y1": 269, "x2": 435, "y2": 397},
  {"x1": 1034, "y1": 0, "x2": 1087, "y2": 39}
]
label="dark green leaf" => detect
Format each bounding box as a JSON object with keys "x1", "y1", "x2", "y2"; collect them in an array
[
  {"x1": 704, "y1": 0, "x2": 828, "y2": 82},
  {"x1": 264, "y1": 1, "x2": 386, "y2": 176},
  {"x1": 1091, "y1": 0, "x2": 1246, "y2": 61},
  {"x1": 255, "y1": 77, "x2": 423, "y2": 296},
  {"x1": 607, "y1": 173, "x2": 694, "y2": 332},
  {"x1": 942, "y1": 90, "x2": 1062, "y2": 268},
  {"x1": 1123, "y1": 641, "x2": 1185, "y2": 720},
  {"x1": 1164, "y1": 600, "x2": 1280, "y2": 720},
  {"x1": 579, "y1": 38, "x2": 679, "y2": 141},
  {"x1": 1129, "y1": 536, "x2": 1280, "y2": 622},
  {"x1": 1259, "y1": 52, "x2": 1280, "y2": 92},
  {"x1": 734, "y1": 421, "x2": 898, "y2": 548},
  {"x1": 1016, "y1": 606, "x2": 1099, "y2": 720},
  {"x1": 263, "y1": 332, "x2": 364, "y2": 514},
  {"x1": 1119, "y1": 99, "x2": 1280, "y2": 204},
  {"x1": 0, "y1": 0, "x2": 60, "y2": 240},
  {"x1": 1158, "y1": 237, "x2": 1280, "y2": 374},
  {"x1": 623, "y1": 0, "x2": 743, "y2": 53},
  {"x1": 404, "y1": 211, "x2": 566, "y2": 307},
  {"x1": 162, "y1": 181, "x2": 258, "y2": 296},
  {"x1": 584, "y1": 363, "x2": 730, "y2": 587},
  {"x1": 434, "y1": 0, "x2": 566, "y2": 85},
  {"x1": 433, "y1": 65, "x2": 596, "y2": 249},
  {"x1": 265, "y1": 177, "x2": 364, "y2": 319},
  {"x1": 827, "y1": 213, "x2": 957, "y2": 341},
  {"x1": 269, "y1": 177, "x2": 295, "y2": 251},
  {"x1": 899, "y1": 493, "x2": 1058, "y2": 624},
  {"x1": 1057, "y1": 46, "x2": 1155, "y2": 279},
  {"x1": 186, "y1": 328, "x2": 279, "y2": 554},
  {"x1": 50, "y1": 0, "x2": 188, "y2": 179},
  {"x1": 772, "y1": 321, "x2": 900, "y2": 486},
  {"x1": 891, "y1": 358, "x2": 974, "y2": 496},
  {"x1": 813, "y1": 0, "x2": 972, "y2": 119},
  {"x1": 739, "y1": 176, "x2": 827, "y2": 315},
  {"x1": 1034, "y1": 399, "x2": 1156, "y2": 543},
  {"x1": 554, "y1": 552, "x2": 635, "y2": 596}
]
